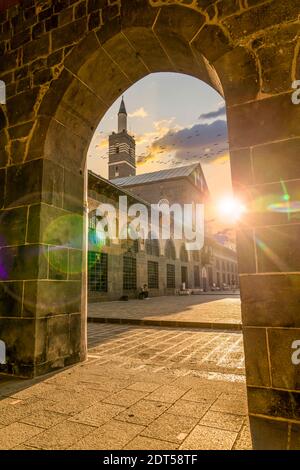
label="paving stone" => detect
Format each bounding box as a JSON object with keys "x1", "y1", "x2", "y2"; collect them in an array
[
  {"x1": 70, "y1": 420, "x2": 144, "y2": 450},
  {"x1": 147, "y1": 385, "x2": 188, "y2": 404},
  {"x1": 0, "y1": 322, "x2": 250, "y2": 450},
  {"x1": 124, "y1": 436, "x2": 179, "y2": 450},
  {"x1": 2, "y1": 382, "x2": 58, "y2": 400},
  {"x1": 167, "y1": 399, "x2": 210, "y2": 419},
  {"x1": 70, "y1": 403, "x2": 125, "y2": 427},
  {"x1": 127, "y1": 382, "x2": 161, "y2": 393},
  {"x1": 141, "y1": 413, "x2": 198, "y2": 444},
  {"x1": 44, "y1": 392, "x2": 99, "y2": 416},
  {"x1": 233, "y1": 421, "x2": 253, "y2": 450},
  {"x1": 183, "y1": 387, "x2": 221, "y2": 405},
  {"x1": 179, "y1": 425, "x2": 238, "y2": 450},
  {"x1": 27, "y1": 421, "x2": 96, "y2": 450},
  {"x1": 211, "y1": 393, "x2": 248, "y2": 416},
  {"x1": 103, "y1": 389, "x2": 147, "y2": 408},
  {"x1": 0, "y1": 398, "x2": 55, "y2": 426},
  {"x1": 0, "y1": 396, "x2": 23, "y2": 408},
  {"x1": 0, "y1": 422, "x2": 43, "y2": 450},
  {"x1": 20, "y1": 410, "x2": 69, "y2": 429},
  {"x1": 46, "y1": 383, "x2": 109, "y2": 401},
  {"x1": 88, "y1": 295, "x2": 242, "y2": 326},
  {"x1": 79, "y1": 375, "x2": 132, "y2": 392},
  {"x1": 200, "y1": 411, "x2": 245, "y2": 432},
  {"x1": 171, "y1": 376, "x2": 209, "y2": 389},
  {"x1": 116, "y1": 400, "x2": 169, "y2": 426},
  {"x1": 13, "y1": 444, "x2": 40, "y2": 450}
]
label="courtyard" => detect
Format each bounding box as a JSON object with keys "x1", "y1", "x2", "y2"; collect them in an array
[
  {"x1": 0, "y1": 295, "x2": 251, "y2": 450},
  {"x1": 0, "y1": 0, "x2": 299, "y2": 452},
  {"x1": 88, "y1": 294, "x2": 242, "y2": 329}
]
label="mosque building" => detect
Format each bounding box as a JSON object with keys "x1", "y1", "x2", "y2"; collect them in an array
[{"x1": 87, "y1": 99, "x2": 238, "y2": 302}]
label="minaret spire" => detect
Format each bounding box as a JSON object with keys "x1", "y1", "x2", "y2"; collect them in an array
[
  {"x1": 108, "y1": 96, "x2": 136, "y2": 179},
  {"x1": 118, "y1": 96, "x2": 127, "y2": 133}
]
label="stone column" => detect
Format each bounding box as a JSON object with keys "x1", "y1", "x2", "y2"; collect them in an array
[
  {"x1": 108, "y1": 246, "x2": 123, "y2": 301},
  {"x1": 228, "y1": 74, "x2": 300, "y2": 450},
  {"x1": 0, "y1": 157, "x2": 87, "y2": 377},
  {"x1": 159, "y1": 257, "x2": 166, "y2": 296},
  {"x1": 136, "y1": 251, "x2": 147, "y2": 290}
]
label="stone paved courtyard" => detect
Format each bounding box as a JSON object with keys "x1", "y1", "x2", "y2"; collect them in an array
[
  {"x1": 0, "y1": 314, "x2": 252, "y2": 450},
  {"x1": 88, "y1": 294, "x2": 242, "y2": 330}
]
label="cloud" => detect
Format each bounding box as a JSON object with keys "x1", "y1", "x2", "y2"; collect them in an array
[
  {"x1": 199, "y1": 105, "x2": 226, "y2": 121},
  {"x1": 128, "y1": 107, "x2": 148, "y2": 118},
  {"x1": 136, "y1": 119, "x2": 229, "y2": 168},
  {"x1": 95, "y1": 138, "x2": 107, "y2": 150}
]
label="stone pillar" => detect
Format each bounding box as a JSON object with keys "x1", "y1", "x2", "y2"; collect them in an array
[
  {"x1": 108, "y1": 247, "x2": 123, "y2": 301},
  {"x1": 229, "y1": 88, "x2": 300, "y2": 449},
  {"x1": 0, "y1": 158, "x2": 87, "y2": 377},
  {"x1": 159, "y1": 257, "x2": 166, "y2": 296},
  {"x1": 136, "y1": 251, "x2": 147, "y2": 290},
  {"x1": 175, "y1": 260, "x2": 181, "y2": 290}
]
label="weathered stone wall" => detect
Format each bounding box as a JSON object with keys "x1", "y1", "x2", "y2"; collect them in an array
[{"x1": 0, "y1": 0, "x2": 299, "y2": 449}]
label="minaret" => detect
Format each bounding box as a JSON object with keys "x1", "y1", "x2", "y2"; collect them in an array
[
  {"x1": 118, "y1": 97, "x2": 127, "y2": 133},
  {"x1": 108, "y1": 97, "x2": 136, "y2": 180}
]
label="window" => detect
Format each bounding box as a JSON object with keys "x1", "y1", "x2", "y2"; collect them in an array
[
  {"x1": 123, "y1": 238, "x2": 139, "y2": 255},
  {"x1": 181, "y1": 266, "x2": 188, "y2": 287},
  {"x1": 88, "y1": 212, "x2": 109, "y2": 248},
  {"x1": 146, "y1": 235, "x2": 160, "y2": 257},
  {"x1": 208, "y1": 267, "x2": 213, "y2": 286},
  {"x1": 116, "y1": 146, "x2": 119, "y2": 153},
  {"x1": 167, "y1": 264, "x2": 175, "y2": 289},
  {"x1": 148, "y1": 261, "x2": 159, "y2": 289},
  {"x1": 180, "y1": 244, "x2": 188, "y2": 262},
  {"x1": 165, "y1": 239, "x2": 176, "y2": 260},
  {"x1": 89, "y1": 212, "x2": 97, "y2": 230},
  {"x1": 115, "y1": 166, "x2": 119, "y2": 177},
  {"x1": 88, "y1": 252, "x2": 108, "y2": 292},
  {"x1": 216, "y1": 259, "x2": 220, "y2": 270},
  {"x1": 123, "y1": 255, "x2": 137, "y2": 290},
  {"x1": 194, "y1": 266, "x2": 200, "y2": 288}
]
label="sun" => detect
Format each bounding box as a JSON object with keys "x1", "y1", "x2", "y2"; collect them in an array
[{"x1": 217, "y1": 196, "x2": 246, "y2": 223}]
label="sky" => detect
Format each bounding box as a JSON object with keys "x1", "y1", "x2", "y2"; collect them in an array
[{"x1": 87, "y1": 72, "x2": 235, "y2": 240}]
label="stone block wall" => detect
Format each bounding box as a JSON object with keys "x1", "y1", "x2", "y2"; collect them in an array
[{"x1": 0, "y1": 0, "x2": 299, "y2": 448}]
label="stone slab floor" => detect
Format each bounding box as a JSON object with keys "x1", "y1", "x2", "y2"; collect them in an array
[
  {"x1": 88, "y1": 294, "x2": 242, "y2": 326},
  {"x1": 0, "y1": 323, "x2": 252, "y2": 450}
]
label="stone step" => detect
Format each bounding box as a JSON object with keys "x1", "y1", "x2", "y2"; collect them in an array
[{"x1": 87, "y1": 316, "x2": 242, "y2": 332}]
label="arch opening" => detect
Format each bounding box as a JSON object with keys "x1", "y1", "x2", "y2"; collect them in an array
[{"x1": 1, "y1": 0, "x2": 297, "y2": 450}]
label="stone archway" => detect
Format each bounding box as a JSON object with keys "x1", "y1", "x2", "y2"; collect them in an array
[{"x1": 0, "y1": 0, "x2": 299, "y2": 449}]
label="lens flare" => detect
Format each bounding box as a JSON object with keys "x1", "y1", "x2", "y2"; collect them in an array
[
  {"x1": 43, "y1": 214, "x2": 84, "y2": 276},
  {"x1": 217, "y1": 197, "x2": 246, "y2": 223},
  {"x1": 89, "y1": 227, "x2": 107, "y2": 251},
  {"x1": 267, "y1": 181, "x2": 300, "y2": 216},
  {"x1": 268, "y1": 201, "x2": 300, "y2": 214}
]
